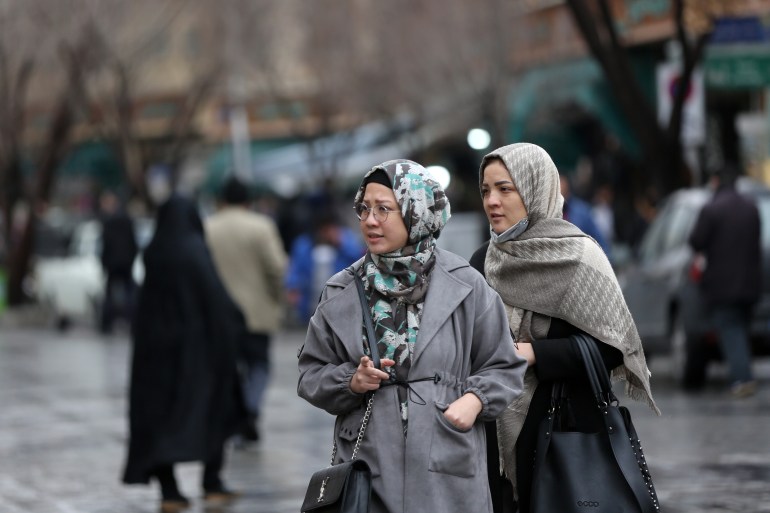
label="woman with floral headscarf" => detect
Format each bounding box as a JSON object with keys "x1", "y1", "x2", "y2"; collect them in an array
[
  {"x1": 298, "y1": 159, "x2": 526, "y2": 513},
  {"x1": 469, "y1": 143, "x2": 659, "y2": 513}
]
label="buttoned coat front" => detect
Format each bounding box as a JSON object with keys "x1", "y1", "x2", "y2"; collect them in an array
[{"x1": 298, "y1": 249, "x2": 525, "y2": 513}]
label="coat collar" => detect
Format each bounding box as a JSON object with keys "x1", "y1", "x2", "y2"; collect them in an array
[{"x1": 319, "y1": 250, "x2": 471, "y2": 367}]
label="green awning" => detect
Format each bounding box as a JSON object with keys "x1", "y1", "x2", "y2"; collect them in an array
[
  {"x1": 57, "y1": 141, "x2": 123, "y2": 187},
  {"x1": 508, "y1": 58, "x2": 639, "y2": 169},
  {"x1": 203, "y1": 138, "x2": 297, "y2": 194}
]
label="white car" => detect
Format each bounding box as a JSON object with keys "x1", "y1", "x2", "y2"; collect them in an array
[{"x1": 32, "y1": 217, "x2": 153, "y2": 330}]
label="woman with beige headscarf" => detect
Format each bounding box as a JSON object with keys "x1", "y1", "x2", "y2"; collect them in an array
[{"x1": 469, "y1": 143, "x2": 659, "y2": 513}]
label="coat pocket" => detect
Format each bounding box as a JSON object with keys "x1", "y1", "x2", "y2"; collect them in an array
[{"x1": 428, "y1": 402, "x2": 477, "y2": 478}]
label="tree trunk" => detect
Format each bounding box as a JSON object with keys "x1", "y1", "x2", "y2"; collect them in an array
[
  {"x1": 0, "y1": 58, "x2": 33, "y2": 256},
  {"x1": 165, "y1": 70, "x2": 220, "y2": 187},
  {"x1": 5, "y1": 42, "x2": 87, "y2": 306},
  {"x1": 564, "y1": 0, "x2": 696, "y2": 198},
  {"x1": 2, "y1": 153, "x2": 22, "y2": 248},
  {"x1": 6, "y1": 88, "x2": 74, "y2": 305}
]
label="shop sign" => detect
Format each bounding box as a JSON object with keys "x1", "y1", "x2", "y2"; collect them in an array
[
  {"x1": 705, "y1": 45, "x2": 770, "y2": 88},
  {"x1": 623, "y1": 0, "x2": 670, "y2": 26},
  {"x1": 657, "y1": 62, "x2": 705, "y2": 145},
  {"x1": 710, "y1": 16, "x2": 769, "y2": 44}
]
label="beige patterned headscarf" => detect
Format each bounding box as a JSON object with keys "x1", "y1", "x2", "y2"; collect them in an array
[{"x1": 480, "y1": 143, "x2": 659, "y2": 495}]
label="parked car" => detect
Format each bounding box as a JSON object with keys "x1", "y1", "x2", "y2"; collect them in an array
[
  {"x1": 618, "y1": 177, "x2": 770, "y2": 382},
  {"x1": 31, "y1": 216, "x2": 153, "y2": 330}
]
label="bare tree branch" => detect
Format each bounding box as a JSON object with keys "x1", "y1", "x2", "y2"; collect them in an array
[{"x1": 6, "y1": 27, "x2": 98, "y2": 305}]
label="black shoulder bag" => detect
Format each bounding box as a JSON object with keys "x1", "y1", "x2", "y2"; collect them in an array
[
  {"x1": 531, "y1": 333, "x2": 660, "y2": 513},
  {"x1": 300, "y1": 277, "x2": 379, "y2": 513}
]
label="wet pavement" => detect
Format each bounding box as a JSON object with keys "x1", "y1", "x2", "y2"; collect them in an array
[{"x1": 1, "y1": 324, "x2": 769, "y2": 513}]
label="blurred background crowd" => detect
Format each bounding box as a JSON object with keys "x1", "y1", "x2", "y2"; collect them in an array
[{"x1": 2, "y1": 0, "x2": 770, "y2": 385}]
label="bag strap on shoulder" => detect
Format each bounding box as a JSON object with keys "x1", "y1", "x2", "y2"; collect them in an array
[
  {"x1": 572, "y1": 333, "x2": 616, "y2": 406},
  {"x1": 354, "y1": 275, "x2": 381, "y2": 370}
]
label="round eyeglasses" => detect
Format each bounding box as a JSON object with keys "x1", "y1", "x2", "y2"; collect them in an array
[{"x1": 354, "y1": 203, "x2": 393, "y2": 222}]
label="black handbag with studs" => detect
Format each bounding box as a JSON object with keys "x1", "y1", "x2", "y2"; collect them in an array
[{"x1": 531, "y1": 334, "x2": 660, "y2": 513}]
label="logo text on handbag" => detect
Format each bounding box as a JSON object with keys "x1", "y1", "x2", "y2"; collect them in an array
[
  {"x1": 317, "y1": 476, "x2": 329, "y2": 502},
  {"x1": 577, "y1": 500, "x2": 600, "y2": 507}
]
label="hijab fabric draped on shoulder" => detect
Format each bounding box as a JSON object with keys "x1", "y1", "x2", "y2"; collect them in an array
[{"x1": 480, "y1": 143, "x2": 659, "y2": 486}]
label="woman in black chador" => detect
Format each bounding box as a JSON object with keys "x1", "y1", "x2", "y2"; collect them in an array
[{"x1": 122, "y1": 195, "x2": 246, "y2": 511}]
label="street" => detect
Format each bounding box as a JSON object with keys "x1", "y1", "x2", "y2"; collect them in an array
[{"x1": 1, "y1": 324, "x2": 769, "y2": 513}]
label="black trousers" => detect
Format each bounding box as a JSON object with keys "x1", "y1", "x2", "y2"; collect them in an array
[
  {"x1": 238, "y1": 332, "x2": 271, "y2": 419},
  {"x1": 100, "y1": 270, "x2": 135, "y2": 333},
  {"x1": 486, "y1": 421, "x2": 516, "y2": 513}
]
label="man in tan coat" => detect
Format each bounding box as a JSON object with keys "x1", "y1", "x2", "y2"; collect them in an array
[{"x1": 206, "y1": 177, "x2": 287, "y2": 442}]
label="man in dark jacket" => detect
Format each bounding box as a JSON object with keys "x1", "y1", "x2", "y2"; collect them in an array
[
  {"x1": 689, "y1": 165, "x2": 761, "y2": 398},
  {"x1": 99, "y1": 191, "x2": 138, "y2": 334}
]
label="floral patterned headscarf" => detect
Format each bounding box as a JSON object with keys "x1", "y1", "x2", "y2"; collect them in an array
[
  {"x1": 354, "y1": 159, "x2": 450, "y2": 246},
  {"x1": 353, "y1": 159, "x2": 451, "y2": 433}
]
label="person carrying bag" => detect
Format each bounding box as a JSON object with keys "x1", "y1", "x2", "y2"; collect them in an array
[
  {"x1": 531, "y1": 334, "x2": 660, "y2": 513},
  {"x1": 298, "y1": 159, "x2": 526, "y2": 513},
  {"x1": 470, "y1": 143, "x2": 660, "y2": 513}
]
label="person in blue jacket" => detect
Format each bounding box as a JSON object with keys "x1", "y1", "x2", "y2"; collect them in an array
[
  {"x1": 285, "y1": 211, "x2": 365, "y2": 323},
  {"x1": 560, "y1": 175, "x2": 610, "y2": 256}
]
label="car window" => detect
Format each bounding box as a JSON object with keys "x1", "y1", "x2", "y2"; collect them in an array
[
  {"x1": 756, "y1": 196, "x2": 770, "y2": 249},
  {"x1": 638, "y1": 192, "x2": 708, "y2": 265},
  {"x1": 661, "y1": 202, "x2": 699, "y2": 253},
  {"x1": 35, "y1": 223, "x2": 71, "y2": 258},
  {"x1": 638, "y1": 203, "x2": 671, "y2": 264},
  {"x1": 68, "y1": 221, "x2": 101, "y2": 257}
]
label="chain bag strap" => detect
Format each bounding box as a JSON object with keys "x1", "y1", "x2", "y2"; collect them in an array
[
  {"x1": 326, "y1": 275, "x2": 379, "y2": 463},
  {"x1": 300, "y1": 275, "x2": 379, "y2": 513}
]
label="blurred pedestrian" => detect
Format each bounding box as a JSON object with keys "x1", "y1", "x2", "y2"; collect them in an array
[
  {"x1": 98, "y1": 190, "x2": 138, "y2": 334},
  {"x1": 122, "y1": 194, "x2": 246, "y2": 512},
  {"x1": 591, "y1": 183, "x2": 615, "y2": 251},
  {"x1": 205, "y1": 176, "x2": 287, "y2": 443},
  {"x1": 298, "y1": 159, "x2": 525, "y2": 513},
  {"x1": 560, "y1": 174, "x2": 610, "y2": 256},
  {"x1": 469, "y1": 143, "x2": 658, "y2": 513},
  {"x1": 285, "y1": 211, "x2": 364, "y2": 324},
  {"x1": 688, "y1": 164, "x2": 761, "y2": 398}
]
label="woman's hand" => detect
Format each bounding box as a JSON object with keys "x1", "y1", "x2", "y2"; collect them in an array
[
  {"x1": 443, "y1": 393, "x2": 483, "y2": 431},
  {"x1": 349, "y1": 356, "x2": 396, "y2": 394},
  {"x1": 516, "y1": 342, "x2": 536, "y2": 367}
]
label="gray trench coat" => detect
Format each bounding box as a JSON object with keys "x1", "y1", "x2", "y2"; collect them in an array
[{"x1": 298, "y1": 249, "x2": 525, "y2": 513}]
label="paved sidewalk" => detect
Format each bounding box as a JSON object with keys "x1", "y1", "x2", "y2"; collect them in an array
[
  {"x1": 1, "y1": 324, "x2": 769, "y2": 512},
  {"x1": 0, "y1": 326, "x2": 331, "y2": 513}
]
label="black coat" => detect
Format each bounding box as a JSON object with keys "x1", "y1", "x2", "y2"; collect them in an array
[
  {"x1": 122, "y1": 195, "x2": 246, "y2": 484},
  {"x1": 470, "y1": 243, "x2": 623, "y2": 513},
  {"x1": 689, "y1": 185, "x2": 761, "y2": 307},
  {"x1": 101, "y1": 211, "x2": 138, "y2": 273}
]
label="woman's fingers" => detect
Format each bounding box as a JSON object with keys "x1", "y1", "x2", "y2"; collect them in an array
[
  {"x1": 443, "y1": 393, "x2": 483, "y2": 430},
  {"x1": 351, "y1": 355, "x2": 392, "y2": 393}
]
